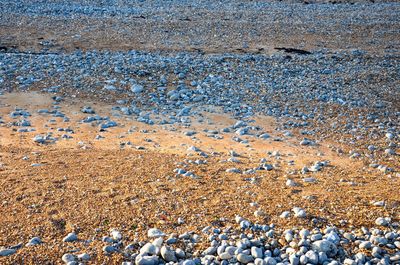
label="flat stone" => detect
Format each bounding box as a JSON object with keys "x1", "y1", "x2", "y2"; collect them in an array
[
  {"x1": 135, "y1": 255, "x2": 159, "y2": 265},
  {"x1": 147, "y1": 228, "x2": 165, "y2": 238},
  {"x1": 226, "y1": 168, "x2": 241, "y2": 173},
  {"x1": 0, "y1": 248, "x2": 16, "y2": 256}
]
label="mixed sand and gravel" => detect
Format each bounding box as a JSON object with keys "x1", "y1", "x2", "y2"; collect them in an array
[{"x1": 0, "y1": 1, "x2": 399, "y2": 264}]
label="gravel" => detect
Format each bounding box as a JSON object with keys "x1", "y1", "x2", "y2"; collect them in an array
[
  {"x1": 0, "y1": 0, "x2": 399, "y2": 264},
  {"x1": 0, "y1": 46, "x2": 398, "y2": 147}
]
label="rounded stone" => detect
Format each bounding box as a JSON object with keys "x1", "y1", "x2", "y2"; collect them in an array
[
  {"x1": 311, "y1": 240, "x2": 337, "y2": 258},
  {"x1": 237, "y1": 253, "x2": 254, "y2": 264},
  {"x1": 219, "y1": 252, "x2": 233, "y2": 260},
  {"x1": 62, "y1": 253, "x2": 76, "y2": 263},
  {"x1": 103, "y1": 245, "x2": 116, "y2": 254},
  {"x1": 77, "y1": 253, "x2": 90, "y2": 261},
  {"x1": 140, "y1": 243, "x2": 157, "y2": 255},
  {"x1": 160, "y1": 246, "x2": 177, "y2": 262},
  {"x1": 63, "y1": 232, "x2": 78, "y2": 242}
]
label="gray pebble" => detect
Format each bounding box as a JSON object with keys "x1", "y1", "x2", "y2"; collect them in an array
[
  {"x1": 147, "y1": 228, "x2": 165, "y2": 238},
  {"x1": 140, "y1": 243, "x2": 157, "y2": 255},
  {"x1": 103, "y1": 245, "x2": 116, "y2": 254},
  {"x1": 62, "y1": 253, "x2": 76, "y2": 263},
  {"x1": 26, "y1": 237, "x2": 42, "y2": 246},
  {"x1": 160, "y1": 246, "x2": 177, "y2": 262},
  {"x1": 311, "y1": 240, "x2": 337, "y2": 258},
  {"x1": 237, "y1": 253, "x2": 254, "y2": 264},
  {"x1": 135, "y1": 255, "x2": 159, "y2": 265},
  {"x1": 0, "y1": 248, "x2": 16, "y2": 256},
  {"x1": 63, "y1": 232, "x2": 78, "y2": 242}
]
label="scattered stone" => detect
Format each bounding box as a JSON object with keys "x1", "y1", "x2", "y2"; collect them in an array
[
  {"x1": 63, "y1": 232, "x2": 78, "y2": 242},
  {"x1": 226, "y1": 168, "x2": 241, "y2": 173},
  {"x1": 131, "y1": 84, "x2": 144, "y2": 93},
  {"x1": 254, "y1": 210, "x2": 266, "y2": 218},
  {"x1": 26, "y1": 237, "x2": 42, "y2": 246},
  {"x1": 0, "y1": 248, "x2": 16, "y2": 256},
  {"x1": 293, "y1": 207, "x2": 307, "y2": 218},
  {"x1": 111, "y1": 229, "x2": 122, "y2": 241},
  {"x1": 77, "y1": 253, "x2": 91, "y2": 261},
  {"x1": 280, "y1": 211, "x2": 290, "y2": 218},
  {"x1": 259, "y1": 133, "x2": 270, "y2": 139},
  {"x1": 103, "y1": 245, "x2": 117, "y2": 254},
  {"x1": 81, "y1": 106, "x2": 95, "y2": 114},
  {"x1": 286, "y1": 179, "x2": 298, "y2": 187},
  {"x1": 62, "y1": 253, "x2": 76, "y2": 263},
  {"x1": 300, "y1": 139, "x2": 314, "y2": 146},
  {"x1": 148, "y1": 228, "x2": 166, "y2": 238},
  {"x1": 375, "y1": 217, "x2": 390, "y2": 226},
  {"x1": 32, "y1": 135, "x2": 46, "y2": 144}
]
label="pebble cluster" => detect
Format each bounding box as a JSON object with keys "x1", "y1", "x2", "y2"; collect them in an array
[{"x1": 2, "y1": 216, "x2": 400, "y2": 265}]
